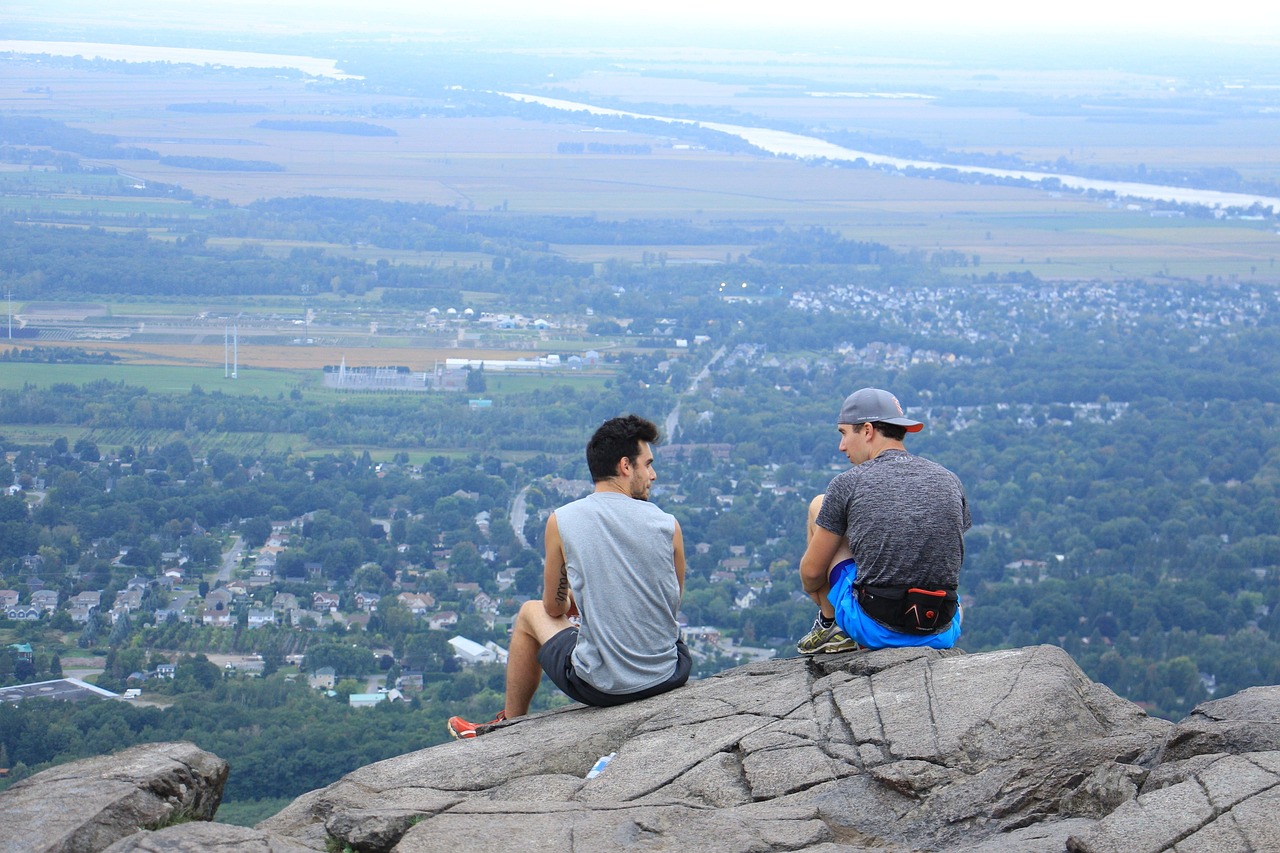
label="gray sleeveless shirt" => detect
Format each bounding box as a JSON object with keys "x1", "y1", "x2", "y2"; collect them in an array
[{"x1": 553, "y1": 492, "x2": 681, "y2": 694}]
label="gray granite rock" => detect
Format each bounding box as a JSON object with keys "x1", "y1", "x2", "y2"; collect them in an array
[
  {"x1": 0, "y1": 741, "x2": 227, "y2": 853},
  {"x1": 1157, "y1": 685, "x2": 1280, "y2": 763},
  {"x1": 101, "y1": 822, "x2": 312, "y2": 852},
  {"x1": 258, "y1": 645, "x2": 1172, "y2": 853},
  {"x1": 1066, "y1": 752, "x2": 1280, "y2": 853},
  {"x1": 14, "y1": 649, "x2": 1280, "y2": 853}
]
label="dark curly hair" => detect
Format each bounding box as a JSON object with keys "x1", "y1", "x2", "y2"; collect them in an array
[{"x1": 586, "y1": 414, "x2": 660, "y2": 482}]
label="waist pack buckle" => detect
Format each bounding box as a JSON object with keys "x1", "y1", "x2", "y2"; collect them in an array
[{"x1": 857, "y1": 584, "x2": 957, "y2": 635}]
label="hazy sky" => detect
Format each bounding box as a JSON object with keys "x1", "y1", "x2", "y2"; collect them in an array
[
  {"x1": 429, "y1": 0, "x2": 1279, "y2": 38},
  {"x1": 15, "y1": 0, "x2": 1280, "y2": 41}
]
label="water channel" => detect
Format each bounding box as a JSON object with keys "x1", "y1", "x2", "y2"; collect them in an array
[{"x1": 500, "y1": 92, "x2": 1280, "y2": 215}]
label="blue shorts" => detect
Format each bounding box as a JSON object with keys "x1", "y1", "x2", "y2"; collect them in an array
[{"x1": 830, "y1": 559, "x2": 962, "y2": 650}]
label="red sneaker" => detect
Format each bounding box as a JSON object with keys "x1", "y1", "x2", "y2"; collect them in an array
[{"x1": 447, "y1": 710, "x2": 507, "y2": 739}]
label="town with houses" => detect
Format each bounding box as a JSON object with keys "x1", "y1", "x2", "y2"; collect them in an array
[
  {"x1": 5, "y1": 279, "x2": 1276, "y2": 710},
  {"x1": 1, "y1": 452, "x2": 783, "y2": 710}
]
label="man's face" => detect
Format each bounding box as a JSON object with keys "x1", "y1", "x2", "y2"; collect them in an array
[
  {"x1": 626, "y1": 441, "x2": 657, "y2": 500},
  {"x1": 837, "y1": 422, "x2": 870, "y2": 465}
]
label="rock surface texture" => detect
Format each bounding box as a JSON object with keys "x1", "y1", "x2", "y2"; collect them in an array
[
  {"x1": 7, "y1": 646, "x2": 1280, "y2": 852},
  {"x1": 0, "y1": 741, "x2": 227, "y2": 853}
]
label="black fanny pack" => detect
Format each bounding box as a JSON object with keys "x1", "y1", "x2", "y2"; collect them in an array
[{"x1": 855, "y1": 584, "x2": 958, "y2": 635}]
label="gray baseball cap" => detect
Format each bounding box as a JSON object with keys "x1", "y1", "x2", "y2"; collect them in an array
[{"x1": 838, "y1": 388, "x2": 923, "y2": 432}]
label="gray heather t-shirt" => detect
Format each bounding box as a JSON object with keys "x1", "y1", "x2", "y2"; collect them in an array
[
  {"x1": 815, "y1": 449, "x2": 971, "y2": 589},
  {"x1": 553, "y1": 492, "x2": 681, "y2": 694}
]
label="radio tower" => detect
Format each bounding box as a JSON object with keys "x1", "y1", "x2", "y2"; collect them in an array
[{"x1": 224, "y1": 325, "x2": 239, "y2": 379}]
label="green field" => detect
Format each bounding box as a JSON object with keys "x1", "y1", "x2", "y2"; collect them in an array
[
  {"x1": 17, "y1": 299, "x2": 308, "y2": 318},
  {"x1": 0, "y1": 362, "x2": 310, "y2": 396},
  {"x1": 0, "y1": 355, "x2": 616, "y2": 392},
  {"x1": 479, "y1": 372, "x2": 612, "y2": 394},
  {"x1": 0, "y1": 195, "x2": 205, "y2": 217}
]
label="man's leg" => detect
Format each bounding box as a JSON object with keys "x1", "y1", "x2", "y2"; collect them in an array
[
  {"x1": 805, "y1": 494, "x2": 852, "y2": 618},
  {"x1": 505, "y1": 599, "x2": 572, "y2": 717},
  {"x1": 797, "y1": 495, "x2": 859, "y2": 655}
]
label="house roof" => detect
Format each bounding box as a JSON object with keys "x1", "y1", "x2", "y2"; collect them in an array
[
  {"x1": 448, "y1": 636, "x2": 487, "y2": 656},
  {"x1": 0, "y1": 677, "x2": 120, "y2": 704}
]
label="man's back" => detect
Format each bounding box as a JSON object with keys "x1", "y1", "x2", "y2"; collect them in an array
[
  {"x1": 817, "y1": 449, "x2": 970, "y2": 589},
  {"x1": 554, "y1": 492, "x2": 680, "y2": 693},
  {"x1": 447, "y1": 413, "x2": 689, "y2": 739}
]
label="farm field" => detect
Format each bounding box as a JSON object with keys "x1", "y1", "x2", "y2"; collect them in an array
[
  {"x1": 0, "y1": 419, "x2": 475, "y2": 462},
  {"x1": 0, "y1": 340, "x2": 585, "y2": 372},
  {"x1": 0, "y1": 195, "x2": 205, "y2": 217},
  {"x1": 861, "y1": 213, "x2": 1280, "y2": 282},
  {"x1": 0, "y1": 361, "x2": 308, "y2": 394},
  {"x1": 4, "y1": 49, "x2": 1280, "y2": 282}
]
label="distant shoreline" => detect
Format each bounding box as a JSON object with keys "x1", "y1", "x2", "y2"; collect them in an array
[{"x1": 0, "y1": 40, "x2": 360, "y2": 81}]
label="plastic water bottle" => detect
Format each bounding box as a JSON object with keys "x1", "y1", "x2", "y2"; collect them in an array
[{"x1": 585, "y1": 752, "x2": 616, "y2": 779}]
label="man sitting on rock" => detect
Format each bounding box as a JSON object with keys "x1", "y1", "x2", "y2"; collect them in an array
[
  {"x1": 448, "y1": 414, "x2": 690, "y2": 738},
  {"x1": 796, "y1": 388, "x2": 970, "y2": 655}
]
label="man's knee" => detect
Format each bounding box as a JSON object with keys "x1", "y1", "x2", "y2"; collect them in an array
[
  {"x1": 516, "y1": 598, "x2": 547, "y2": 628},
  {"x1": 517, "y1": 598, "x2": 570, "y2": 643}
]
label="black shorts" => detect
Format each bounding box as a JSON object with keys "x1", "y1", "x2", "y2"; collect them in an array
[{"x1": 537, "y1": 627, "x2": 691, "y2": 707}]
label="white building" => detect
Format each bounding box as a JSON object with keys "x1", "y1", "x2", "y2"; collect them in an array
[{"x1": 448, "y1": 635, "x2": 506, "y2": 666}]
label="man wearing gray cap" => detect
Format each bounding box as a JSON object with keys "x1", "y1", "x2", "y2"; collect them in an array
[{"x1": 796, "y1": 388, "x2": 970, "y2": 654}]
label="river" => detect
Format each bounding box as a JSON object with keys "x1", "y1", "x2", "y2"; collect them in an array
[{"x1": 499, "y1": 92, "x2": 1280, "y2": 214}]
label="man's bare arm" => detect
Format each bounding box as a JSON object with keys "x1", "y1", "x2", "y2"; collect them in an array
[
  {"x1": 542, "y1": 513, "x2": 570, "y2": 617},
  {"x1": 673, "y1": 519, "x2": 687, "y2": 597}
]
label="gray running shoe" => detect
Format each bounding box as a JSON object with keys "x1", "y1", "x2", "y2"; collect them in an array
[{"x1": 796, "y1": 613, "x2": 860, "y2": 654}]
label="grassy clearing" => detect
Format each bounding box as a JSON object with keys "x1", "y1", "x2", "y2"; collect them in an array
[
  {"x1": 479, "y1": 372, "x2": 612, "y2": 394},
  {"x1": 97, "y1": 302, "x2": 226, "y2": 317},
  {"x1": 0, "y1": 195, "x2": 205, "y2": 216},
  {"x1": 1, "y1": 351, "x2": 616, "y2": 396},
  {"x1": 848, "y1": 206, "x2": 1280, "y2": 283},
  {"x1": 0, "y1": 171, "x2": 132, "y2": 192},
  {"x1": 0, "y1": 362, "x2": 309, "y2": 396},
  {"x1": 200, "y1": 237, "x2": 497, "y2": 269}
]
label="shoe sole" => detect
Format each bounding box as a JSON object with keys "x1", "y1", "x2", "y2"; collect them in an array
[{"x1": 797, "y1": 642, "x2": 860, "y2": 655}]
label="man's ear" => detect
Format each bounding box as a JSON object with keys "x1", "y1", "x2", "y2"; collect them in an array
[{"x1": 616, "y1": 455, "x2": 632, "y2": 478}]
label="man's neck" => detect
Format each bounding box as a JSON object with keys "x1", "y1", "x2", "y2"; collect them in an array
[
  {"x1": 594, "y1": 477, "x2": 630, "y2": 496},
  {"x1": 869, "y1": 440, "x2": 908, "y2": 460}
]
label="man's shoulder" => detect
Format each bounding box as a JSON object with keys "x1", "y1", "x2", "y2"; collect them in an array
[
  {"x1": 825, "y1": 464, "x2": 862, "y2": 489},
  {"x1": 907, "y1": 453, "x2": 963, "y2": 481},
  {"x1": 558, "y1": 493, "x2": 673, "y2": 519},
  {"x1": 631, "y1": 498, "x2": 677, "y2": 521},
  {"x1": 842, "y1": 451, "x2": 962, "y2": 488},
  {"x1": 880, "y1": 450, "x2": 958, "y2": 475},
  {"x1": 555, "y1": 492, "x2": 594, "y2": 511}
]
